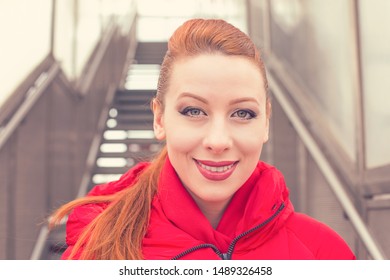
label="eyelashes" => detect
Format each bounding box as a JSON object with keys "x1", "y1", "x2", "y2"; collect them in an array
[
  {"x1": 179, "y1": 107, "x2": 206, "y2": 117},
  {"x1": 179, "y1": 106, "x2": 258, "y2": 120},
  {"x1": 232, "y1": 109, "x2": 257, "y2": 120}
]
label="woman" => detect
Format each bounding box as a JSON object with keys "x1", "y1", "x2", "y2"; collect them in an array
[{"x1": 50, "y1": 18, "x2": 355, "y2": 260}]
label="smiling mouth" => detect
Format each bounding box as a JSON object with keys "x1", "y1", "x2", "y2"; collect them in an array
[
  {"x1": 197, "y1": 161, "x2": 236, "y2": 173},
  {"x1": 194, "y1": 159, "x2": 239, "y2": 181}
]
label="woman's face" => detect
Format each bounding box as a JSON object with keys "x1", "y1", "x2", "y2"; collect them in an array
[{"x1": 153, "y1": 54, "x2": 269, "y2": 213}]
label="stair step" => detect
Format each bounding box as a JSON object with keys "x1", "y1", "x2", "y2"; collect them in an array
[
  {"x1": 109, "y1": 123, "x2": 154, "y2": 130},
  {"x1": 93, "y1": 166, "x2": 133, "y2": 175},
  {"x1": 113, "y1": 103, "x2": 152, "y2": 112},
  {"x1": 134, "y1": 42, "x2": 167, "y2": 64},
  {"x1": 115, "y1": 90, "x2": 155, "y2": 102},
  {"x1": 135, "y1": 41, "x2": 167, "y2": 50},
  {"x1": 135, "y1": 47, "x2": 167, "y2": 54},
  {"x1": 127, "y1": 63, "x2": 160, "y2": 72},
  {"x1": 97, "y1": 150, "x2": 157, "y2": 159},
  {"x1": 134, "y1": 58, "x2": 165, "y2": 64},
  {"x1": 100, "y1": 142, "x2": 162, "y2": 152},
  {"x1": 114, "y1": 95, "x2": 153, "y2": 105},
  {"x1": 115, "y1": 114, "x2": 154, "y2": 122},
  {"x1": 103, "y1": 129, "x2": 155, "y2": 139},
  {"x1": 116, "y1": 89, "x2": 156, "y2": 96},
  {"x1": 101, "y1": 138, "x2": 160, "y2": 144},
  {"x1": 115, "y1": 110, "x2": 152, "y2": 118}
]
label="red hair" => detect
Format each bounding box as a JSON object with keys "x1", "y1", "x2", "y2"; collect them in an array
[{"x1": 50, "y1": 18, "x2": 270, "y2": 259}]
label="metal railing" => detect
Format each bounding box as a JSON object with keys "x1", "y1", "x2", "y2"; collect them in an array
[
  {"x1": 267, "y1": 71, "x2": 385, "y2": 260},
  {"x1": 28, "y1": 15, "x2": 138, "y2": 260},
  {"x1": 0, "y1": 63, "x2": 60, "y2": 150},
  {"x1": 30, "y1": 83, "x2": 117, "y2": 260}
]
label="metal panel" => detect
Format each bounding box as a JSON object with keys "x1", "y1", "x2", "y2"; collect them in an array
[
  {"x1": 270, "y1": 92, "x2": 359, "y2": 257},
  {"x1": 269, "y1": 97, "x2": 300, "y2": 210},
  {"x1": 367, "y1": 199, "x2": 390, "y2": 258},
  {"x1": 306, "y1": 156, "x2": 357, "y2": 254},
  {"x1": 13, "y1": 95, "x2": 48, "y2": 259},
  {"x1": 0, "y1": 136, "x2": 15, "y2": 259},
  {"x1": 47, "y1": 81, "x2": 78, "y2": 208}
]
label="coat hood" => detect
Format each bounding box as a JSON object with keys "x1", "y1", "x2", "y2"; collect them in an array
[
  {"x1": 63, "y1": 157, "x2": 355, "y2": 260},
  {"x1": 142, "y1": 157, "x2": 294, "y2": 259}
]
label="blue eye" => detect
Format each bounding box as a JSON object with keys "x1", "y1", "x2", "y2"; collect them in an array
[
  {"x1": 232, "y1": 109, "x2": 257, "y2": 120},
  {"x1": 180, "y1": 107, "x2": 206, "y2": 117}
]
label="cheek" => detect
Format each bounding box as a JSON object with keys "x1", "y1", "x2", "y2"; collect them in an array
[
  {"x1": 237, "y1": 138, "x2": 265, "y2": 158},
  {"x1": 164, "y1": 123, "x2": 201, "y2": 153},
  {"x1": 232, "y1": 125, "x2": 267, "y2": 153}
]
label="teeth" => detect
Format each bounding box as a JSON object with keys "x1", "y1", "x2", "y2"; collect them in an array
[{"x1": 198, "y1": 162, "x2": 235, "y2": 173}]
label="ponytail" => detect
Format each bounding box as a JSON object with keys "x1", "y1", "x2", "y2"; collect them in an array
[{"x1": 49, "y1": 147, "x2": 167, "y2": 259}]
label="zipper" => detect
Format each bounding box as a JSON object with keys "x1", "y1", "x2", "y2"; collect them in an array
[
  {"x1": 171, "y1": 202, "x2": 285, "y2": 260},
  {"x1": 171, "y1": 243, "x2": 224, "y2": 260}
]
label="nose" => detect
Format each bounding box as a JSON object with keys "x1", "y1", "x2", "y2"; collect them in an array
[{"x1": 202, "y1": 118, "x2": 233, "y2": 154}]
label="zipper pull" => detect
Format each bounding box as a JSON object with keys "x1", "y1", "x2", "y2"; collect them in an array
[{"x1": 221, "y1": 253, "x2": 230, "y2": 260}]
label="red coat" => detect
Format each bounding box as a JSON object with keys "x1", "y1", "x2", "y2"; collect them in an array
[{"x1": 63, "y1": 158, "x2": 355, "y2": 260}]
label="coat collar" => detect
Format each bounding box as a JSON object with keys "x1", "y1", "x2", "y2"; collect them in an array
[{"x1": 143, "y1": 157, "x2": 293, "y2": 258}]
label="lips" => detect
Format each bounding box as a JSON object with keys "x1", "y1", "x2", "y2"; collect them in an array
[{"x1": 194, "y1": 159, "x2": 238, "y2": 181}]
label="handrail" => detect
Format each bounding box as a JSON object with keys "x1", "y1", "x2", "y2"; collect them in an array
[
  {"x1": 30, "y1": 217, "x2": 67, "y2": 260},
  {"x1": 0, "y1": 62, "x2": 60, "y2": 151},
  {"x1": 77, "y1": 83, "x2": 116, "y2": 198},
  {"x1": 267, "y1": 71, "x2": 385, "y2": 260},
  {"x1": 77, "y1": 9, "x2": 137, "y2": 96},
  {"x1": 30, "y1": 225, "x2": 50, "y2": 260},
  {"x1": 30, "y1": 83, "x2": 116, "y2": 260},
  {"x1": 76, "y1": 21, "x2": 116, "y2": 96},
  {"x1": 29, "y1": 11, "x2": 138, "y2": 261}
]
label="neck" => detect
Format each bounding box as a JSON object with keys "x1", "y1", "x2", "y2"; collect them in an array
[{"x1": 192, "y1": 197, "x2": 231, "y2": 229}]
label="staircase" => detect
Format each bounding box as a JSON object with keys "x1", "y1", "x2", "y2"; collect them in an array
[
  {"x1": 43, "y1": 42, "x2": 167, "y2": 259},
  {"x1": 92, "y1": 88, "x2": 158, "y2": 184}
]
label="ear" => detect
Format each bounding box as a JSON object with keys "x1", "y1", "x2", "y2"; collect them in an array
[
  {"x1": 263, "y1": 101, "x2": 271, "y2": 143},
  {"x1": 263, "y1": 117, "x2": 270, "y2": 143},
  {"x1": 152, "y1": 98, "x2": 166, "y2": 140}
]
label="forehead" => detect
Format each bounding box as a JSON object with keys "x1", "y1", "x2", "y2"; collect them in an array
[
  {"x1": 168, "y1": 54, "x2": 265, "y2": 99},
  {"x1": 172, "y1": 54, "x2": 262, "y2": 80}
]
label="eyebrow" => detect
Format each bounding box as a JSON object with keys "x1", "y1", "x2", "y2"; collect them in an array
[
  {"x1": 229, "y1": 97, "x2": 260, "y2": 106},
  {"x1": 178, "y1": 92, "x2": 208, "y2": 104},
  {"x1": 178, "y1": 92, "x2": 260, "y2": 105}
]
